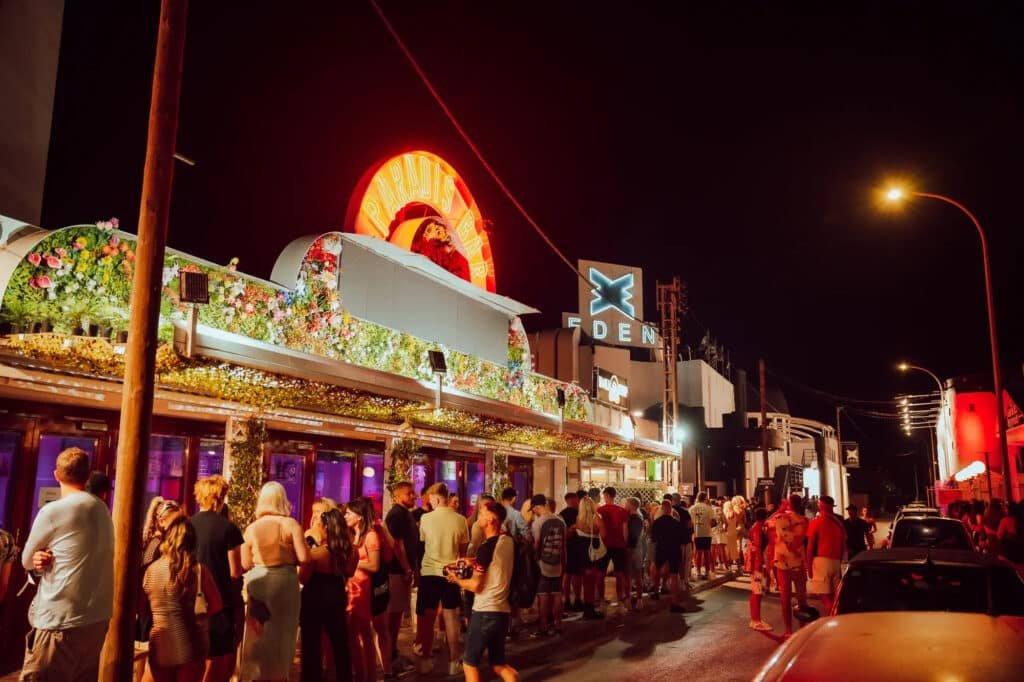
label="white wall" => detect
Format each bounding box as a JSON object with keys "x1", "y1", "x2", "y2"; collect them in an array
[
  {"x1": 678, "y1": 360, "x2": 735, "y2": 428},
  {"x1": 341, "y1": 239, "x2": 509, "y2": 364}
]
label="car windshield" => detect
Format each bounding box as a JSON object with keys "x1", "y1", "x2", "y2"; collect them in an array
[
  {"x1": 837, "y1": 564, "x2": 1024, "y2": 615},
  {"x1": 892, "y1": 519, "x2": 971, "y2": 550}
]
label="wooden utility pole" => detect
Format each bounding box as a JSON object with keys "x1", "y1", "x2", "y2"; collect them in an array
[
  {"x1": 835, "y1": 405, "x2": 844, "y2": 510},
  {"x1": 99, "y1": 1, "x2": 188, "y2": 679},
  {"x1": 759, "y1": 358, "x2": 770, "y2": 504}
]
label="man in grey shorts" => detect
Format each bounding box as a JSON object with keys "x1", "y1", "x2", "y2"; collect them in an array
[{"x1": 530, "y1": 494, "x2": 567, "y2": 637}]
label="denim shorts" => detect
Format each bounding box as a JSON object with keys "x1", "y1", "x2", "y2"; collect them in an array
[{"x1": 464, "y1": 611, "x2": 510, "y2": 667}]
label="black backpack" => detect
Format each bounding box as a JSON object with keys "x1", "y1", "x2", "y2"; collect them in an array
[{"x1": 508, "y1": 537, "x2": 538, "y2": 609}]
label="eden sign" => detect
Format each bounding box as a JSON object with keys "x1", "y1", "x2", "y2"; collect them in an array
[{"x1": 563, "y1": 259, "x2": 659, "y2": 348}]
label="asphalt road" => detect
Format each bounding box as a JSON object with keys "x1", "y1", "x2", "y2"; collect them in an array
[{"x1": 514, "y1": 581, "x2": 783, "y2": 682}]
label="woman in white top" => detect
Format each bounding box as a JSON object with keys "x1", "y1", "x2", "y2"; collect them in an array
[{"x1": 239, "y1": 482, "x2": 310, "y2": 682}]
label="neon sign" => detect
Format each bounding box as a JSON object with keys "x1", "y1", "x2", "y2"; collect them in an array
[
  {"x1": 346, "y1": 151, "x2": 496, "y2": 292},
  {"x1": 589, "y1": 268, "x2": 635, "y2": 318},
  {"x1": 564, "y1": 259, "x2": 658, "y2": 348}
]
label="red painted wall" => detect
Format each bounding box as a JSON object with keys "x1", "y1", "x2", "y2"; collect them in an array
[{"x1": 954, "y1": 392, "x2": 1002, "y2": 474}]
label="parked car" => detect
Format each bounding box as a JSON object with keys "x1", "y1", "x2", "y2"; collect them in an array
[
  {"x1": 882, "y1": 502, "x2": 941, "y2": 546},
  {"x1": 833, "y1": 548, "x2": 1024, "y2": 616},
  {"x1": 753, "y1": 612, "x2": 1024, "y2": 681},
  {"x1": 889, "y1": 515, "x2": 974, "y2": 551}
]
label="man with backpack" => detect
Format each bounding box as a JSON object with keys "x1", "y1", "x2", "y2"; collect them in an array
[
  {"x1": 530, "y1": 494, "x2": 566, "y2": 637},
  {"x1": 447, "y1": 501, "x2": 519, "y2": 682}
]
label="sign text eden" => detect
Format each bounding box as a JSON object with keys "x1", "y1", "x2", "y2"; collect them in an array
[
  {"x1": 565, "y1": 315, "x2": 658, "y2": 346},
  {"x1": 563, "y1": 258, "x2": 660, "y2": 348}
]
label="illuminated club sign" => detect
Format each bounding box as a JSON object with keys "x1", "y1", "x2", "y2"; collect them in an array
[
  {"x1": 596, "y1": 368, "x2": 630, "y2": 407},
  {"x1": 563, "y1": 259, "x2": 658, "y2": 348},
  {"x1": 345, "y1": 151, "x2": 496, "y2": 292}
]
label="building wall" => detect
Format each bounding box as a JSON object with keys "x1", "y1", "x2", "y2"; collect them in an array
[
  {"x1": 340, "y1": 238, "x2": 511, "y2": 365},
  {"x1": 0, "y1": 0, "x2": 64, "y2": 224},
  {"x1": 678, "y1": 360, "x2": 735, "y2": 428},
  {"x1": 951, "y1": 391, "x2": 1002, "y2": 477}
]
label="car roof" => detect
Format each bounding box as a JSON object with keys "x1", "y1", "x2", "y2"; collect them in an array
[
  {"x1": 893, "y1": 515, "x2": 964, "y2": 525},
  {"x1": 754, "y1": 613, "x2": 1024, "y2": 681},
  {"x1": 848, "y1": 547, "x2": 998, "y2": 567}
]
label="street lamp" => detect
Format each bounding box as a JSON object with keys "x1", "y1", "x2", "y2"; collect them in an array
[
  {"x1": 886, "y1": 187, "x2": 1013, "y2": 502},
  {"x1": 898, "y1": 362, "x2": 944, "y2": 485}
]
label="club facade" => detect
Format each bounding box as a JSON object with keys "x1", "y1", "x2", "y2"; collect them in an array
[{"x1": 0, "y1": 151, "x2": 677, "y2": 666}]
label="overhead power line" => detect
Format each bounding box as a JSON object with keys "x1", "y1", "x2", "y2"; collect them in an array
[
  {"x1": 767, "y1": 367, "x2": 899, "y2": 407},
  {"x1": 369, "y1": 0, "x2": 662, "y2": 331}
]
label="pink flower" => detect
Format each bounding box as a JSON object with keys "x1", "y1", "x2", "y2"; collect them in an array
[
  {"x1": 244, "y1": 303, "x2": 255, "y2": 314},
  {"x1": 55, "y1": 248, "x2": 67, "y2": 258},
  {"x1": 109, "y1": 235, "x2": 120, "y2": 247},
  {"x1": 110, "y1": 218, "x2": 119, "y2": 228},
  {"x1": 35, "y1": 276, "x2": 52, "y2": 288},
  {"x1": 27, "y1": 253, "x2": 41, "y2": 266},
  {"x1": 29, "y1": 277, "x2": 39, "y2": 289},
  {"x1": 46, "y1": 256, "x2": 61, "y2": 269}
]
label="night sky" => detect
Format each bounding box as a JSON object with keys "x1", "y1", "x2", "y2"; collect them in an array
[{"x1": 41, "y1": 1, "x2": 1024, "y2": 495}]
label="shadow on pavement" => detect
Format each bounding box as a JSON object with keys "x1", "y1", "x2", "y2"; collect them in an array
[{"x1": 619, "y1": 611, "x2": 691, "y2": 661}]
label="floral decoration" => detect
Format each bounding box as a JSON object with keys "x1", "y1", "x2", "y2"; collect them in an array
[
  {"x1": 387, "y1": 438, "x2": 420, "y2": 493},
  {"x1": 0, "y1": 334, "x2": 665, "y2": 460},
  {"x1": 1, "y1": 225, "x2": 589, "y2": 417}
]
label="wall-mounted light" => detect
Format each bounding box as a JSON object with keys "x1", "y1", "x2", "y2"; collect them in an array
[
  {"x1": 362, "y1": 466, "x2": 376, "y2": 478},
  {"x1": 428, "y1": 350, "x2": 447, "y2": 408}
]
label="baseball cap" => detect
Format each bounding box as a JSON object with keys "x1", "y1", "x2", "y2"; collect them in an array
[{"x1": 530, "y1": 494, "x2": 547, "y2": 509}]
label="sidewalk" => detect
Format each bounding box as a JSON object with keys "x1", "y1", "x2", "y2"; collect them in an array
[
  {"x1": 409, "y1": 568, "x2": 740, "y2": 679},
  {"x1": 0, "y1": 570, "x2": 741, "y2": 681}
]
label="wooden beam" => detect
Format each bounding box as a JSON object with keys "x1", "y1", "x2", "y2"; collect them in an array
[{"x1": 99, "y1": 1, "x2": 188, "y2": 679}]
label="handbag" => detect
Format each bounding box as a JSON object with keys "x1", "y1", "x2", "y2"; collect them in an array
[
  {"x1": 194, "y1": 564, "x2": 208, "y2": 616},
  {"x1": 587, "y1": 530, "x2": 607, "y2": 563}
]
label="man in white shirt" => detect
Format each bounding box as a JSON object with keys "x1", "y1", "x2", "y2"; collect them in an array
[
  {"x1": 448, "y1": 500, "x2": 517, "y2": 682},
  {"x1": 414, "y1": 482, "x2": 469, "y2": 675},
  {"x1": 20, "y1": 447, "x2": 114, "y2": 681},
  {"x1": 690, "y1": 492, "x2": 714, "y2": 579}
]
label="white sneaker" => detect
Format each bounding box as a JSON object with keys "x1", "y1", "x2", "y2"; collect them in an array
[{"x1": 448, "y1": 659, "x2": 464, "y2": 676}]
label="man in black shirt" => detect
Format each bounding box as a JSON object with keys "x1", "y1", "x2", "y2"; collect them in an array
[
  {"x1": 560, "y1": 491, "x2": 585, "y2": 611},
  {"x1": 844, "y1": 505, "x2": 872, "y2": 559},
  {"x1": 650, "y1": 501, "x2": 688, "y2": 614},
  {"x1": 386, "y1": 482, "x2": 419, "y2": 666}
]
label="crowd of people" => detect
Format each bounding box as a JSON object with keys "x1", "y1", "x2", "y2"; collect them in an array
[
  {"x1": 17, "y1": 443, "x2": 1009, "y2": 680},
  {"x1": 949, "y1": 497, "x2": 1024, "y2": 566}
]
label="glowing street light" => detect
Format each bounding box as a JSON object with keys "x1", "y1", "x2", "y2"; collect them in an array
[{"x1": 884, "y1": 187, "x2": 1012, "y2": 501}]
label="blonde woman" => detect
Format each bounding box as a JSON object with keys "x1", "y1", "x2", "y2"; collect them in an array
[
  {"x1": 568, "y1": 496, "x2": 605, "y2": 620},
  {"x1": 305, "y1": 498, "x2": 339, "y2": 548},
  {"x1": 143, "y1": 518, "x2": 223, "y2": 682},
  {"x1": 240, "y1": 482, "x2": 310, "y2": 682},
  {"x1": 192, "y1": 476, "x2": 244, "y2": 682},
  {"x1": 139, "y1": 497, "x2": 182, "y2": 644},
  {"x1": 724, "y1": 499, "x2": 744, "y2": 568}
]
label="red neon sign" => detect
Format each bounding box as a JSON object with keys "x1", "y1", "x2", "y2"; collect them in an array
[{"x1": 346, "y1": 151, "x2": 496, "y2": 292}]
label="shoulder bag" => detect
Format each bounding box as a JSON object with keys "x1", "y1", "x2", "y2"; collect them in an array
[
  {"x1": 194, "y1": 564, "x2": 208, "y2": 616},
  {"x1": 587, "y1": 527, "x2": 607, "y2": 563}
]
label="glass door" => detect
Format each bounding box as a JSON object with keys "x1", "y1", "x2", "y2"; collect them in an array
[
  {"x1": 268, "y1": 453, "x2": 305, "y2": 522},
  {"x1": 466, "y1": 461, "x2": 486, "y2": 510},
  {"x1": 361, "y1": 453, "x2": 385, "y2": 518},
  {"x1": 508, "y1": 458, "x2": 533, "y2": 510},
  {"x1": 315, "y1": 450, "x2": 354, "y2": 504},
  {"x1": 0, "y1": 431, "x2": 18, "y2": 530},
  {"x1": 33, "y1": 434, "x2": 97, "y2": 524},
  {"x1": 145, "y1": 435, "x2": 187, "y2": 511}
]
